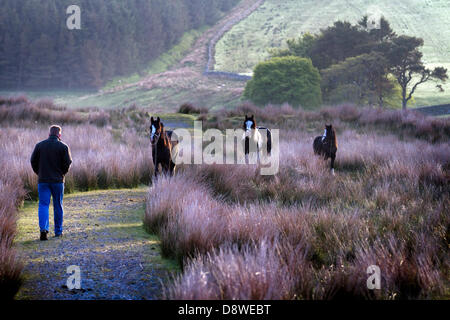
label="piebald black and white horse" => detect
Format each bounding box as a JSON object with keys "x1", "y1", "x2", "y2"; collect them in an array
[
  {"x1": 313, "y1": 124, "x2": 338, "y2": 174},
  {"x1": 150, "y1": 117, "x2": 178, "y2": 177},
  {"x1": 243, "y1": 115, "x2": 272, "y2": 164}
]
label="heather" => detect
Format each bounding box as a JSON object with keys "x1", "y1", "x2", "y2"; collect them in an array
[
  {"x1": 145, "y1": 104, "x2": 449, "y2": 300},
  {"x1": 1, "y1": 96, "x2": 448, "y2": 299},
  {"x1": 0, "y1": 97, "x2": 154, "y2": 298},
  {"x1": 0, "y1": 163, "x2": 25, "y2": 299}
]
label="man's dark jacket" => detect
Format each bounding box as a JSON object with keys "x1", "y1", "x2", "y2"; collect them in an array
[{"x1": 30, "y1": 135, "x2": 72, "y2": 183}]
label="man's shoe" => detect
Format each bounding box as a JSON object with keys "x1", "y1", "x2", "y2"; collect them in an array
[
  {"x1": 54, "y1": 233, "x2": 63, "y2": 238},
  {"x1": 40, "y1": 231, "x2": 48, "y2": 241}
]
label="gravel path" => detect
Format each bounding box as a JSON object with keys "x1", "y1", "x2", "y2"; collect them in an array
[{"x1": 14, "y1": 188, "x2": 173, "y2": 300}]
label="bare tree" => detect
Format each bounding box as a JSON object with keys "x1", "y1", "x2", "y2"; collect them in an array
[{"x1": 386, "y1": 35, "x2": 448, "y2": 109}]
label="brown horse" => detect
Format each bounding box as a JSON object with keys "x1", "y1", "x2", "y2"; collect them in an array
[
  {"x1": 150, "y1": 117, "x2": 178, "y2": 177},
  {"x1": 313, "y1": 124, "x2": 338, "y2": 174}
]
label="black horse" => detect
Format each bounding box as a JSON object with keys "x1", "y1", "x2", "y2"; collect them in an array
[
  {"x1": 243, "y1": 114, "x2": 272, "y2": 164},
  {"x1": 313, "y1": 124, "x2": 338, "y2": 174},
  {"x1": 150, "y1": 117, "x2": 178, "y2": 177}
]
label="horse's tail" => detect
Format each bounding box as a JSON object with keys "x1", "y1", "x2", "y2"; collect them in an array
[
  {"x1": 166, "y1": 130, "x2": 179, "y2": 164},
  {"x1": 257, "y1": 127, "x2": 272, "y2": 155},
  {"x1": 333, "y1": 132, "x2": 338, "y2": 150}
]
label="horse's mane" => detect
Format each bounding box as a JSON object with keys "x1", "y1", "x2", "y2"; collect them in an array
[
  {"x1": 152, "y1": 122, "x2": 171, "y2": 149},
  {"x1": 330, "y1": 127, "x2": 338, "y2": 149},
  {"x1": 160, "y1": 126, "x2": 171, "y2": 148}
]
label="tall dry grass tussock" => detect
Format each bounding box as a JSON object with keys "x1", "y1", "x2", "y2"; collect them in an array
[{"x1": 0, "y1": 162, "x2": 25, "y2": 299}]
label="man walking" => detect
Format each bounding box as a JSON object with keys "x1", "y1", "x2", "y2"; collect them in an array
[{"x1": 31, "y1": 125, "x2": 72, "y2": 241}]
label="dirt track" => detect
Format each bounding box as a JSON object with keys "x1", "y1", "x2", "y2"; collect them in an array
[{"x1": 15, "y1": 188, "x2": 174, "y2": 300}]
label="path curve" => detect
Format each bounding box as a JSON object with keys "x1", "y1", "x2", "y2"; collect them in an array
[
  {"x1": 103, "y1": 0, "x2": 263, "y2": 95},
  {"x1": 204, "y1": 0, "x2": 265, "y2": 79},
  {"x1": 15, "y1": 188, "x2": 171, "y2": 300}
]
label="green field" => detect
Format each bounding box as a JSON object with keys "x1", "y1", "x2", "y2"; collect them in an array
[{"x1": 215, "y1": 0, "x2": 450, "y2": 106}]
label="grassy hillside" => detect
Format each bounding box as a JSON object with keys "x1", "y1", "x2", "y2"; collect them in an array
[
  {"x1": 0, "y1": 28, "x2": 242, "y2": 111},
  {"x1": 0, "y1": 28, "x2": 208, "y2": 109},
  {"x1": 101, "y1": 28, "x2": 209, "y2": 92},
  {"x1": 49, "y1": 85, "x2": 242, "y2": 111},
  {"x1": 215, "y1": 0, "x2": 450, "y2": 106},
  {"x1": 0, "y1": 0, "x2": 260, "y2": 111}
]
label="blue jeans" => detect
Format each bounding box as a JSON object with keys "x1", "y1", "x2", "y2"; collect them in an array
[{"x1": 38, "y1": 183, "x2": 64, "y2": 235}]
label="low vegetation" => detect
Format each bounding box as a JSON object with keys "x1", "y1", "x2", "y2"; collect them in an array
[
  {"x1": 144, "y1": 103, "x2": 449, "y2": 300},
  {"x1": 0, "y1": 97, "x2": 154, "y2": 200},
  {"x1": 0, "y1": 163, "x2": 25, "y2": 299},
  {"x1": 0, "y1": 96, "x2": 155, "y2": 298},
  {"x1": 1, "y1": 95, "x2": 448, "y2": 300}
]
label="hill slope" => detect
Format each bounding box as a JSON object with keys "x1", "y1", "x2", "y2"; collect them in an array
[
  {"x1": 10, "y1": 0, "x2": 263, "y2": 111},
  {"x1": 215, "y1": 0, "x2": 450, "y2": 106}
]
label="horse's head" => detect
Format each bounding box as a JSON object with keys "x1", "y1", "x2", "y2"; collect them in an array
[
  {"x1": 324, "y1": 124, "x2": 337, "y2": 148},
  {"x1": 323, "y1": 124, "x2": 333, "y2": 137},
  {"x1": 244, "y1": 114, "x2": 256, "y2": 134},
  {"x1": 150, "y1": 116, "x2": 163, "y2": 145}
]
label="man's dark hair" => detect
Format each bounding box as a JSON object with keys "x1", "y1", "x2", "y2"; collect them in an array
[{"x1": 49, "y1": 125, "x2": 62, "y2": 137}]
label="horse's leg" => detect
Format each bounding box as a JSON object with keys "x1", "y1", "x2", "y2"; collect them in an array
[
  {"x1": 152, "y1": 147, "x2": 159, "y2": 178},
  {"x1": 162, "y1": 162, "x2": 171, "y2": 175},
  {"x1": 245, "y1": 138, "x2": 249, "y2": 165},
  {"x1": 330, "y1": 154, "x2": 336, "y2": 175},
  {"x1": 256, "y1": 143, "x2": 261, "y2": 165},
  {"x1": 169, "y1": 161, "x2": 176, "y2": 176},
  {"x1": 154, "y1": 161, "x2": 159, "y2": 178},
  {"x1": 154, "y1": 155, "x2": 161, "y2": 178}
]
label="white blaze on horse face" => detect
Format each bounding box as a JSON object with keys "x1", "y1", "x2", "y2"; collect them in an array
[
  {"x1": 244, "y1": 120, "x2": 255, "y2": 139},
  {"x1": 245, "y1": 120, "x2": 253, "y2": 131},
  {"x1": 322, "y1": 128, "x2": 327, "y2": 141},
  {"x1": 151, "y1": 125, "x2": 156, "y2": 140}
]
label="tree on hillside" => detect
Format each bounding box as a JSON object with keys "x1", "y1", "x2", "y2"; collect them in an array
[
  {"x1": 321, "y1": 52, "x2": 392, "y2": 107},
  {"x1": 385, "y1": 35, "x2": 448, "y2": 110},
  {"x1": 309, "y1": 21, "x2": 372, "y2": 70},
  {"x1": 243, "y1": 56, "x2": 322, "y2": 108},
  {"x1": 272, "y1": 16, "x2": 447, "y2": 108},
  {"x1": 269, "y1": 33, "x2": 316, "y2": 59},
  {"x1": 270, "y1": 16, "x2": 396, "y2": 70},
  {"x1": 359, "y1": 16, "x2": 396, "y2": 45}
]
